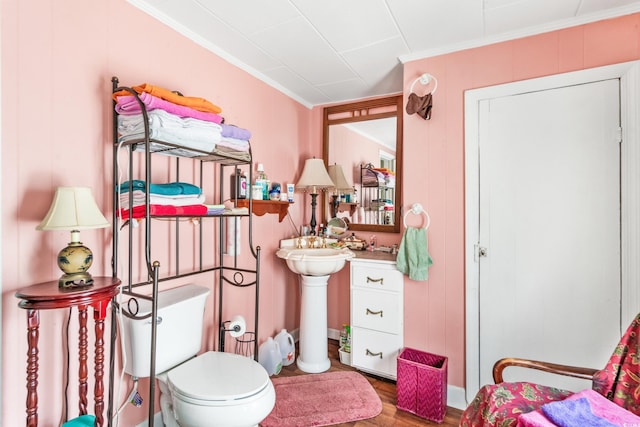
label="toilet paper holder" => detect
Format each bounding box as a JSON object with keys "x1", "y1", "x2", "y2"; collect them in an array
[{"x1": 219, "y1": 314, "x2": 247, "y2": 352}]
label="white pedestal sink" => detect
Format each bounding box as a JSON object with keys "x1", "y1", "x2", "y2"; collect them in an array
[{"x1": 276, "y1": 237, "x2": 354, "y2": 373}]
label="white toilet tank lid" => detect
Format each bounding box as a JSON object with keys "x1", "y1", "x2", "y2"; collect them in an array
[{"x1": 168, "y1": 351, "x2": 271, "y2": 401}]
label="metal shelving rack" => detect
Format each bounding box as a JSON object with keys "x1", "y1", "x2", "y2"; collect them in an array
[{"x1": 107, "y1": 77, "x2": 260, "y2": 427}]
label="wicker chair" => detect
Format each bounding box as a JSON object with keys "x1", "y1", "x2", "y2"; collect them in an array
[{"x1": 459, "y1": 313, "x2": 640, "y2": 426}]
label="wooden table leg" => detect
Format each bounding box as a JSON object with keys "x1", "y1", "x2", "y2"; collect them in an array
[
  {"x1": 92, "y1": 299, "x2": 109, "y2": 427},
  {"x1": 26, "y1": 309, "x2": 39, "y2": 427},
  {"x1": 78, "y1": 305, "x2": 89, "y2": 415}
]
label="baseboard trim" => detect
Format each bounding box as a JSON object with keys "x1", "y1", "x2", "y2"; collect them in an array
[{"x1": 447, "y1": 385, "x2": 468, "y2": 410}]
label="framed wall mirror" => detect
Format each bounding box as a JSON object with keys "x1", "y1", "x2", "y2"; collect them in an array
[{"x1": 322, "y1": 95, "x2": 403, "y2": 233}]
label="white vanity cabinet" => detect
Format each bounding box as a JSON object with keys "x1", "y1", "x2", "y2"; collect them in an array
[{"x1": 349, "y1": 257, "x2": 403, "y2": 380}]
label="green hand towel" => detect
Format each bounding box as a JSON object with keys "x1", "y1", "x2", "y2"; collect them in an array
[{"x1": 397, "y1": 227, "x2": 433, "y2": 281}]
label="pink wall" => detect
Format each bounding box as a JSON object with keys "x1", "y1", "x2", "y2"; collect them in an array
[
  {"x1": 3, "y1": 0, "x2": 640, "y2": 424},
  {"x1": 400, "y1": 12, "x2": 640, "y2": 390},
  {"x1": 1, "y1": 0, "x2": 317, "y2": 425}
]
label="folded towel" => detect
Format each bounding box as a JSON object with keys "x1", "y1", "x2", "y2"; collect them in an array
[
  {"x1": 116, "y1": 92, "x2": 224, "y2": 124},
  {"x1": 118, "y1": 204, "x2": 208, "y2": 220},
  {"x1": 217, "y1": 136, "x2": 250, "y2": 152},
  {"x1": 117, "y1": 180, "x2": 202, "y2": 196},
  {"x1": 62, "y1": 415, "x2": 96, "y2": 427},
  {"x1": 119, "y1": 191, "x2": 205, "y2": 210},
  {"x1": 521, "y1": 389, "x2": 640, "y2": 426},
  {"x1": 396, "y1": 226, "x2": 433, "y2": 281},
  {"x1": 113, "y1": 83, "x2": 222, "y2": 114},
  {"x1": 542, "y1": 397, "x2": 617, "y2": 427},
  {"x1": 220, "y1": 123, "x2": 252, "y2": 140}
]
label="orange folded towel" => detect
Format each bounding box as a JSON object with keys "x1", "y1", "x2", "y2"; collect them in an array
[{"x1": 113, "y1": 83, "x2": 222, "y2": 114}]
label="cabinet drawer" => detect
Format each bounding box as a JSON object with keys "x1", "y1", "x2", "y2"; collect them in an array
[
  {"x1": 351, "y1": 288, "x2": 401, "y2": 334},
  {"x1": 351, "y1": 264, "x2": 403, "y2": 292},
  {"x1": 351, "y1": 327, "x2": 402, "y2": 379}
]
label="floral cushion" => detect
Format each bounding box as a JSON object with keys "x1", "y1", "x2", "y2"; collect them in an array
[
  {"x1": 592, "y1": 312, "x2": 640, "y2": 416},
  {"x1": 460, "y1": 382, "x2": 572, "y2": 427}
]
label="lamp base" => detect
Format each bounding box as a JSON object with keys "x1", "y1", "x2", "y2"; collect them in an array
[
  {"x1": 57, "y1": 240, "x2": 95, "y2": 289},
  {"x1": 59, "y1": 272, "x2": 94, "y2": 289}
]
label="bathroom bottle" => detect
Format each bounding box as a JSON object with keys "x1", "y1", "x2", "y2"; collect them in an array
[
  {"x1": 274, "y1": 329, "x2": 296, "y2": 366},
  {"x1": 258, "y1": 337, "x2": 282, "y2": 376},
  {"x1": 339, "y1": 324, "x2": 348, "y2": 349},
  {"x1": 255, "y1": 163, "x2": 269, "y2": 200},
  {"x1": 230, "y1": 168, "x2": 247, "y2": 199}
]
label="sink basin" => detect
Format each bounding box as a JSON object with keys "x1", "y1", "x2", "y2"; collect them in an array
[{"x1": 276, "y1": 246, "x2": 355, "y2": 276}]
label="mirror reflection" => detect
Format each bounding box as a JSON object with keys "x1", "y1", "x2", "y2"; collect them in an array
[{"x1": 323, "y1": 95, "x2": 403, "y2": 233}]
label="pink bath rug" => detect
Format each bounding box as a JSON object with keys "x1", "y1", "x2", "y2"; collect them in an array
[{"x1": 260, "y1": 371, "x2": 382, "y2": 427}]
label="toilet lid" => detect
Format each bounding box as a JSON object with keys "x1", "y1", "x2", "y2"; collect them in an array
[{"x1": 167, "y1": 351, "x2": 271, "y2": 401}]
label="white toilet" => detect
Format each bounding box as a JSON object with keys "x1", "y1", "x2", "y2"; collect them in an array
[{"x1": 122, "y1": 284, "x2": 275, "y2": 427}]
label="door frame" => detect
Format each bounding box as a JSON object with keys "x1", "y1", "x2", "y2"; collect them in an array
[{"x1": 464, "y1": 60, "x2": 640, "y2": 402}]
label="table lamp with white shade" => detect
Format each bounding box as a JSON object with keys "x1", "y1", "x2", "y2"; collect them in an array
[
  {"x1": 327, "y1": 163, "x2": 353, "y2": 218},
  {"x1": 37, "y1": 187, "x2": 110, "y2": 288},
  {"x1": 296, "y1": 158, "x2": 335, "y2": 235}
]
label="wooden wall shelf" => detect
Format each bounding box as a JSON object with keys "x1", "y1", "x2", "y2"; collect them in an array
[{"x1": 237, "y1": 199, "x2": 292, "y2": 222}]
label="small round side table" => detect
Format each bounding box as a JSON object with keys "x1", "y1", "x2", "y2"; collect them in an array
[{"x1": 15, "y1": 276, "x2": 121, "y2": 427}]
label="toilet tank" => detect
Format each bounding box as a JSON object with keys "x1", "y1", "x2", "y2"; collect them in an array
[{"x1": 122, "y1": 284, "x2": 210, "y2": 378}]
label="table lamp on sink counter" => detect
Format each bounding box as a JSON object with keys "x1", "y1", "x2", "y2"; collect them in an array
[
  {"x1": 296, "y1": 158, "x2": 335, "y2": 236},
  {"x1": 37, "y1": 187, "x2": 110, "y2": 288}
]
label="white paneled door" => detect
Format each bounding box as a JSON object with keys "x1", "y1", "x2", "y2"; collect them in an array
[{"x1": 476, "y1": 79, "x2": 622, "y2": 391}]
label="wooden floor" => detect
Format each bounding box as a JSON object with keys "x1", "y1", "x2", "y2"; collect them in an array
[{"x1": 277, "y1": 339, "x2": 463, "y2": 426}]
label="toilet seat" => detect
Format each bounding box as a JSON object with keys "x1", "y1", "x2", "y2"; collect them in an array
[{"x1": 167, "y1": 351, "x2": 271, "y2": 404}]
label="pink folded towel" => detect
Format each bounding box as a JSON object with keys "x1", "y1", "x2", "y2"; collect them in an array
[{"x1": 116, "y1": 92, "x2": 223, "y2": 124}]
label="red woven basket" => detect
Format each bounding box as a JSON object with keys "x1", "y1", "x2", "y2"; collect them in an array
[{"x1": 396, "y1": 347, "x2": 448, "y2": 423}]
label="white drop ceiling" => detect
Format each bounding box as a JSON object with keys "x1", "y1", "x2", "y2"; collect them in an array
[{"x1": 131, "y1": 0, "x2": 640, "y2": 108}]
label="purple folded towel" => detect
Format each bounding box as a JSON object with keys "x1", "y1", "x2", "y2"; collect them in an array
[
  {"x1": 220, "y1": 123, "x2": 252, "y2": 140},
  {"x1": 542, "y1": 397, "x2": 617, "y2": 427}
]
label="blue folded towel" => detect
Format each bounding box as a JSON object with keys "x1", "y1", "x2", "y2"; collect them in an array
[
  {"x1": 117, "y1": 180, "x2": 201, "y2": 196},
  {"x1": 62, "y1": 414, "x2": 96, "y2": 427},
  {"x1": 542, "y1": 397, "x2": 616, "y2": 427},
  {"x1": 396, "y1": 226, "x2": 433, "y2": 281}
]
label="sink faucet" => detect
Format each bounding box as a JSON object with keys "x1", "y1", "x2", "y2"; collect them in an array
[{"x1": 306, "y1": 236, "x2": 317, "y2": 248}]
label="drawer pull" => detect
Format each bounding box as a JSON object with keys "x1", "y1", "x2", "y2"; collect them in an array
[
  {"x1": 366, "y1": 276, "x2": 384, "y2": 285},
  {"x1": 366, "y1": 308, "x2": 383, "y2": 317},
  {"x1": 366, "y1": 349, "x2": 383, "y2": 359}
]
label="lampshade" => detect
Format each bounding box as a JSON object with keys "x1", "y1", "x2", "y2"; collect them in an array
[
  {"x1": 37, "y1": 187, "x2": 110, "y2": 231},
  {"x1": 327, "y1": 164, "x2": 353, "y2": 193},
  {"x1": 296, "y1": 158, "x2": 335, "y2": 194},
  {"x1": 37, "y1": 187, "x2": 109, "y2": 288}
]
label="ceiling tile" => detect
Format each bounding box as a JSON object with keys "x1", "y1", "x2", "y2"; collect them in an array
[
  {"x1": 341, "y1": 36, "x2": 408, "y2": 90},
  {"x1": 388, "y1": 0, "x2": 484, "y2": 51},
  {"x1": 578, "y1": 0, "x2": 640, "y2": 14},
  {"x1": 249, "y1": 17, "x2": 357, "y2": 86},
  {"x1": 291, "y1": 0, "x2": 401, "y2": 52},
  {"x1": 196, "y1": 0, "x2": 301, "y2": 35},
  {"x1": 316, "y1": 78, "x2": 373, "y2": 102},
  {"x1": 262, "y1": 66, "x2": 332, "y2": 105},
  {"x1": 138, "y1": 0, "x2": 282, "y2": 71},
  {"x1": 484, "y1": 0, "x2": 581, "y2": 34}
]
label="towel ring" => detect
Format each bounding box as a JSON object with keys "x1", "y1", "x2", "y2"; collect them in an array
[
  {"x1": 409, "y1": 73, "x2": 438, "y2": 95},
  {"x1": 403, "y1": 203, "x2": 430, "y2": 229}
]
